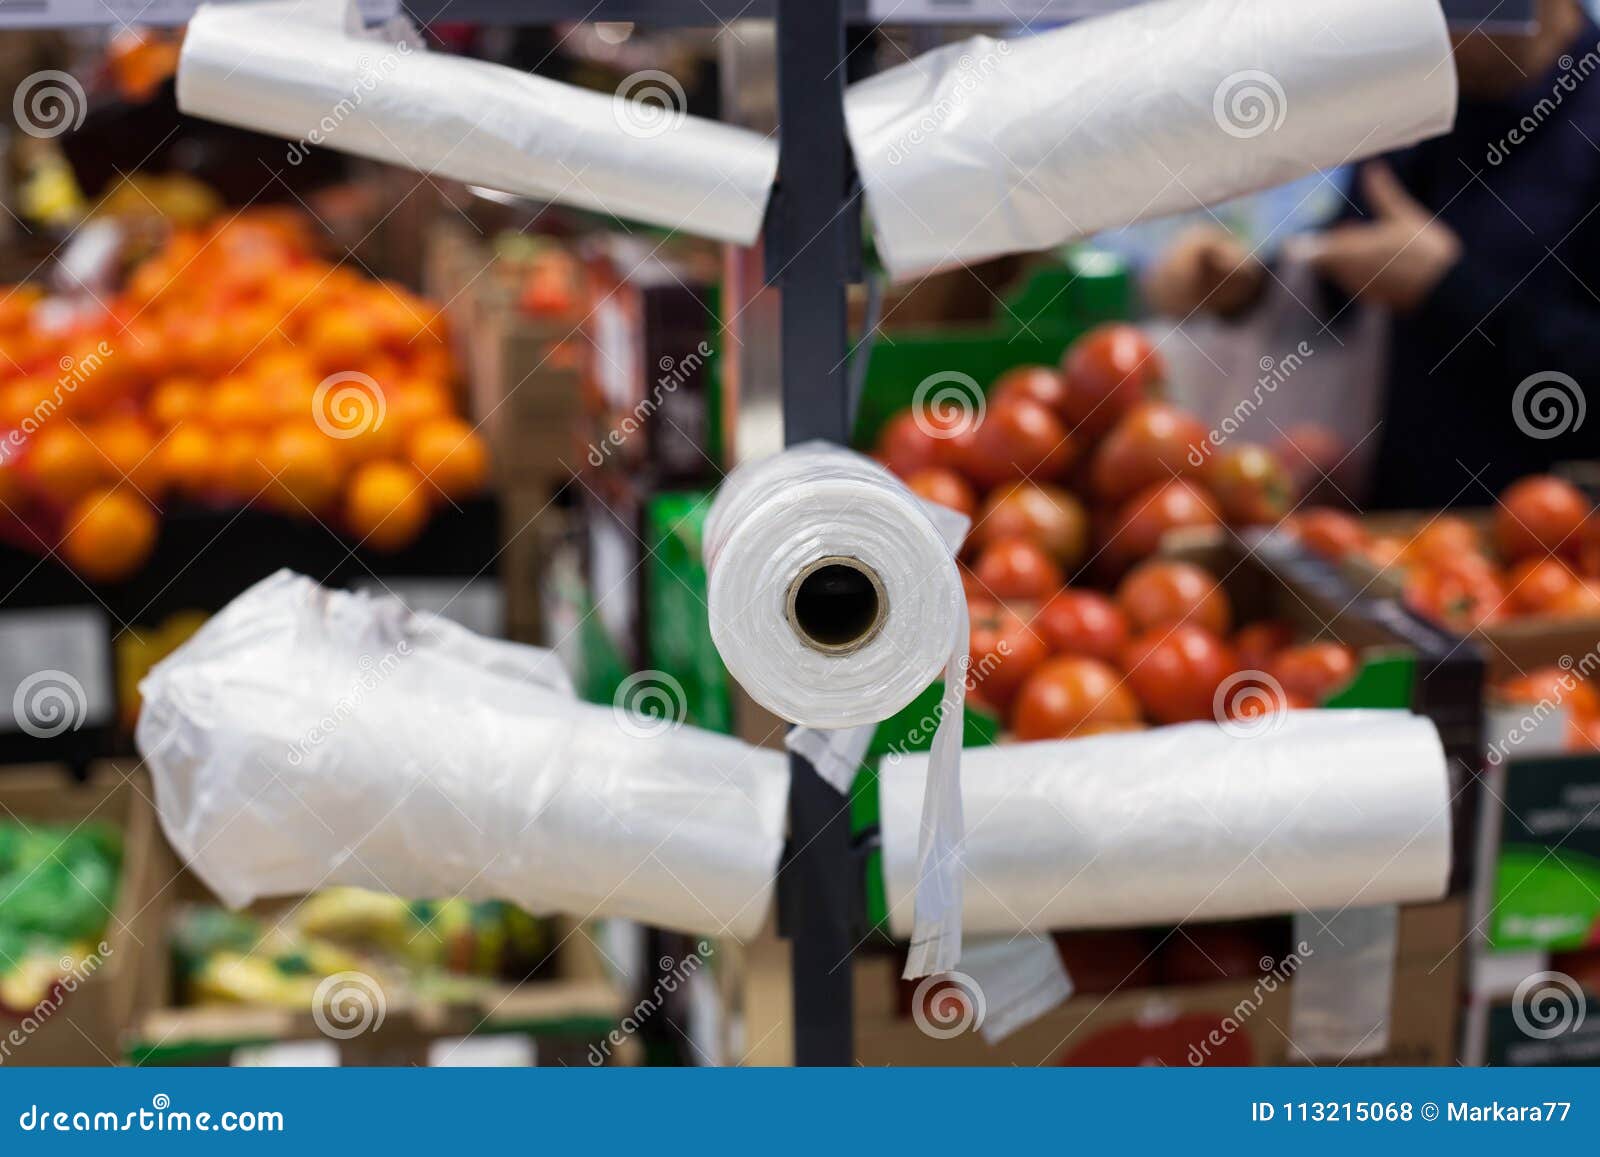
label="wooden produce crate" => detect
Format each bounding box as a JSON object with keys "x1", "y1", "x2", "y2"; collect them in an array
[
  {"x1": 127, "y1": 901, "x2": 626, "y2": 1068},
  {"x1": 0, "y1": 762, "x2": 171, "y2": 1065}
]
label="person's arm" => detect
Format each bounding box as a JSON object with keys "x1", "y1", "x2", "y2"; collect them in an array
[
  {"x1": 1142, "y1": 225, "x2": 1268, "y2": 319},
  {"x1": 1312, "y1": 162, "x2": 1600, "y2": 385}
]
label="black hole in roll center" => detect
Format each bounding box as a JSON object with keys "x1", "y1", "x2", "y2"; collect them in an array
[{"x1": 793, "y1": 563, "x2": 880, "y2": 650}]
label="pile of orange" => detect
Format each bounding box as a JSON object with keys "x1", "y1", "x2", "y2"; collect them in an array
[{"x1": 0, "y1": 208, "x2": 489, "y2": 582}]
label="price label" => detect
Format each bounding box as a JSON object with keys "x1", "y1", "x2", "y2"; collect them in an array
[{"x1": 0, "y1": 606, "x2": 112, "y2": 736}]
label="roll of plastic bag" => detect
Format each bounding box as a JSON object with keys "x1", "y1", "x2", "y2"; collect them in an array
[
  {"x1": 177, "y1": 0, "x2": 777, "y2": 245},
  {"x1": 704, "y1": 442, "x2": 969, "y2": 976},
  {"x1": 879, "y1": 711, "x2": 1451, "y2": 937},
  {"x1": 135, "y1": 571, "x2": 788, "y2": 940},
  {"x1": 844, "y1": 0, "x2": 1457, "y2": 278}
]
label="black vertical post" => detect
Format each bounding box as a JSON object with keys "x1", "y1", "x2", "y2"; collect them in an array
[{"x1": 771, "y1": 0, "x2": 859, "y2": 1066}]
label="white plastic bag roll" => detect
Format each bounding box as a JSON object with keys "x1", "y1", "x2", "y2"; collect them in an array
[
  {"x1": 844, "y1": 0, "x2": 1458, "y2": 278},
  {"x1": 703, "y1": 442, "x2": 970, "y2": 976},
  {"x1": 177, "y1": 0, "x2": 777, "y2": 245},
  {"x1": 135, "y1": 571, "x2": 788, "y2": 940},
  {"x1": 879, "y1": 711, "x2": 1452, "y2": 937}
]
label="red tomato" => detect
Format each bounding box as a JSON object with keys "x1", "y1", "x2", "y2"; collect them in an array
[
  {"x1": 971, "y1": 482, "x2": 1088, "y2": 570},
  {"x1": 1089, "y1": 402, "x2": 1209, "y2": 505},
  {"x1": 1221, "y1": 676, "x2": 1313, "y2": 723},
  {"x1": 873, "y1": 409, "x2": 947, "y2": 477},
  {"x1": 1403, "y1": 557, "x2": 1506, "y2": 632},
  {"x1": 904, "y1": 467, "x2": 978, "y2": 520},
  {"x1": 1495, "y1": 475, "x2": 1590, "y2": 563},
  {"x1": 1505, "y1": 556, "x2": 1580, "y2": 614},
  {"x1": 1037, "y1": 589, "x2": 1131, "y2": 663},
  {"x1": 1496, "y1": 666, "x2": 1600, "y2": 719},
  {"x1": 959, "y1": 396, "x2": 1078, "y2": 488},
  {"x1": 1268, "y1": 642, "x2": 1358, "y2": 704},
  {"x1": 1272, "y1": 422, "x2": 1346, "y2": 495},
  {"x1": 1579, "y1": 516, "x2": 1600, "y2": 577},
  {"x1": 1291, "y1": 507, "x2": 1368, "y2": 560},
  {"x1": 971, "y1": 537, "x2": 1065, "y2": 601},
  {"x1": 1204, "y1": 444, "x2": 1295, "y2": 526},
  {"x1": 1403, "y1": 515, "x2": 1486, "y2": 569},
  {"x1": 967, "y1": 600, "x2": 1050, "y2": 710},
  {"x1": 1060, "y1": 323, "x2": 1162, "y2": 439},
  {"x1": 1232, "y1": 620, "x2": 1295, "y2": 670},
  {"x1": 1362, "y1": 534, "x2": 1410, "y2": 573},
  {"x1": 1115, "y1": 560, "x2": 1232, "y2": 636},
  {"x1": 1104, "y1": 480, "x2": 1222, "y2": 569},
  {"x1": 1550, "y1": 578, "x2": 1600, "y2": 617},
  {"x1": 1010, "y1": 656, "x2": 1143, "y2": 741},
  {"x1": 1569, "y1": 714, "x2": 1600, "y2": 752},
  {"x1": 1120, "y1": 625, "x2": 1239, "y2": 724},
  {"x1": 990, "y1": 364, "x2": 1070, "y2": 418}
]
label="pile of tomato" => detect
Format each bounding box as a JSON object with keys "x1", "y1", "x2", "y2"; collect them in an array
[
  {"x1": 872, "y1": 322, "x2": 1357, "y2": 739},
  {"x1": 1290, "y1": 474, "x2": 1600, "y2": 634}
]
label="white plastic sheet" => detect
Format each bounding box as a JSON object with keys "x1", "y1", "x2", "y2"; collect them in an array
[
  {"x1": 136, "y1": 571, "x2": 788, "y2": 940},
  {"x1": 703, "y1": 442, "x2": 970, "y2": 976},
  {"x1": 879, "y1": 711, "x2": 1452, "y2": 937},
  {"x1": 1290, "y1": 905, "x2": 1401, "y2": 1061},
  {"x1": 844, "y1": 0, "x2": 1458, "y2": 278},
  {"x1": 177, "y1": 0, "x2": 778, "y2": 245}
]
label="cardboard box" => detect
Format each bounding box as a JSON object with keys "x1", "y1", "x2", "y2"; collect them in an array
[
  {"x1": 127, "y1": 898, "x2": 625, "y2": 1068},
  {"x1": 499, "y1": 487, "x2": 569, "y2": 645},
  {"x1": 731, "y1": 901, "x2": 1463, "y2": 1067},
  {"x1": 1342, "y1": 507, "x2": 1600, "y2": 681},
  {"x1": 467, "y1": 298, "x2": 588, "y2": 491},
  {"x1": 0, "y1": 762, "x2": 171, "y2": 1066},
  {"x1": 1329, "y1": 512, "x2": 1600, "y2": 952}
]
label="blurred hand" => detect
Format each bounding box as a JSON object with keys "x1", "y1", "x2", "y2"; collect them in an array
[
  {"x1": 1300, "y1": 163, "x2": 1461, "y2": 313},
  {"x1": 1143, "y1": 225, "x2": 1266, "y2": 318}
]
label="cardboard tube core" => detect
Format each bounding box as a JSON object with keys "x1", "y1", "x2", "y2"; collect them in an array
[{"x1": 786, "y1": 556, "x2": 887, "y2": 656}]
